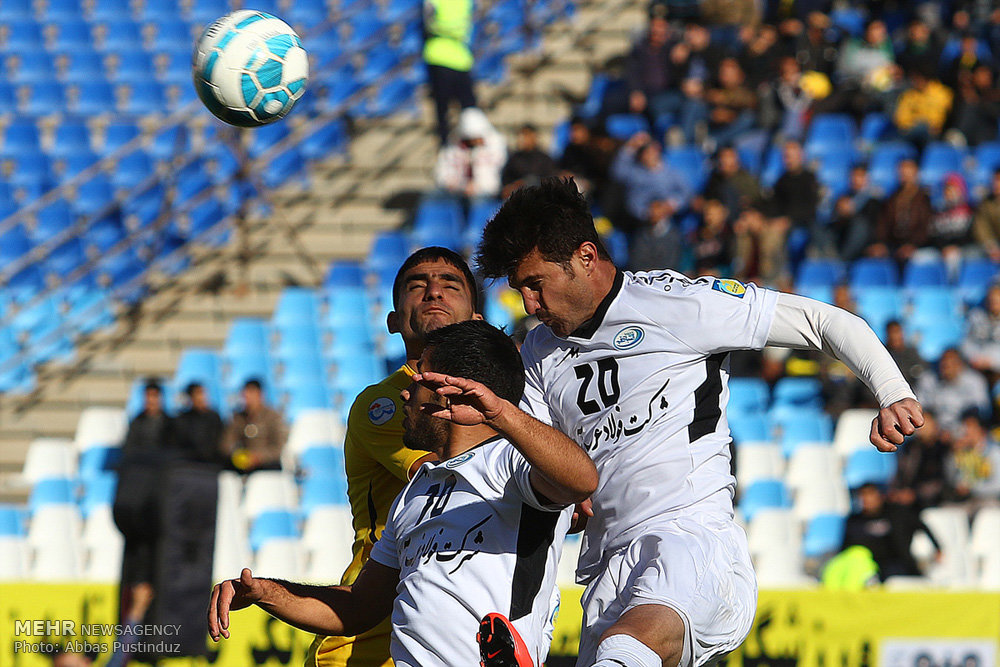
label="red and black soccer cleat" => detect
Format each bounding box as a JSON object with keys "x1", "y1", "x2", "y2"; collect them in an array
[{"x1": 477, "y1": 613, "x2": 534, "y2": 667}]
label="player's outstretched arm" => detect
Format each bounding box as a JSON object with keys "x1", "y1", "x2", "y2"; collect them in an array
[
  {"x1": 414, "y1": 371, "x2": 598, "y2": 504},
  {"x1": 207, "y1": 562, "x2": 398, "y2": 640},
  {"x1": 765, "y1": 292, "x2": 924, "y2": 452}
]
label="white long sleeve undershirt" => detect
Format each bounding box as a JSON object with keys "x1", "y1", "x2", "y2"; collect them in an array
[{"x1": 765, "y1": 292, "x2": 916, "y2": 410}]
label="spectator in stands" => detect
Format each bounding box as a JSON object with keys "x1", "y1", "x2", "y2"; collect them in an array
[
  {"x1": 946, "y1": 409, "x2": 1000, "y2": 512},
  {"x1": 558, "y1": 117, "x2": 615, "y2": 200},
  {"x1": 433, "y1": 107, "x2": 507, "y2": 199},
  {"x1": 704, "y1": 57, "x2": 758, "y2": 149},
  {"x1": 760, "y1": 56, "x2": 813, "y2": 140},
  {"x1": 500, "y1": 123, "x2": 559, "y2": 199},
  {"x1": 113, "y1": 380, "x2": 174, "y2": 645},
  {"x1": 871, "y1": 158, "x2": 932, "y2": 264},
  {"x1": 692, "y1": 199, "x2": 732, "y2": 275},
  {"x1": 953, "y1": 65, "x2": 1000, "y2": 146},
  {"x1": 793, "y1": 12, "x2": 838, "y2": 78},
  {"x1": 930, "y1": 173, "x2": 975, "y2": 271},
  {"x1": 917, "y1": 348, "x2": 991, "y2": 437},
  {"x1": 699, "y1": 0, "x2": 760, "y2": 28},
  {"x1": 703, "y1": 145, "x2": 763, "y2": 214},
  {"x1": 962, "y1": 283, "x2": 1000, "y2": 374},
  {"x1": 174, "y1": 382, "x2": 224, "y2": 466},
  {"x1": 422, "y1": 0, "x2": 476, "y2": 145},
  {"x1": 841, "y1": 482, "x2": 941, "y2": 581},
  {"x1": 611, "y1": 131, "x2": 691, "y2": 227},
  {"x1": 943, "y1": 32, "x2": 991, "y2": 91},
  {"x1": 974, "y1": 169, "x2": 1000, "y2": 262},
  {"x1": 738, "y1": 24, "x2": 781, "y2": 90},
  {"x1": 893, "y1": 67, "x2": 954, "y2": 150},
  {"x1": 892, "y1": 409, "x2": 951, "y2": 509},
  {"x1": 732, "y1": 204, "x2": 788, "y2": 284},
  {"x1": 828, "y1": 164, "x2": 879, "y2": 261},
  {"x1": 769, "y1": 139, "x2": 819, "y2": 237},
  {"x1": 886, "y1": 320, "x2": 927, "y2": 387},
  {"x1": 835, "y1": 19, "x2": 896, "y2": 95},
  {"x1": 896, "y1": 19, "x2": 943, "y2": 77},
  {"x1": 221, "y1": 379, "x2": 287, "y2": 473}
]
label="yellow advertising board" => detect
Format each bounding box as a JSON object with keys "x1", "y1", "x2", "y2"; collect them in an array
[{"x1": 2, "y1": 584, "x2": 998, "y2": 667}]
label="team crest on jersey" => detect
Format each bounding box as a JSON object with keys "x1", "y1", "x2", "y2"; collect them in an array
[
  {"x1": 712, "y1": 279, "x2": 746, "y2": 298},
  {"x1": 613, "y1": 326, "x2": 644, "y2": 350},
  {"x1": 445, "y1": 451, "x2": 476, "y2": 468},
  {"x1": 368, "y1": 397, "x2": 396, "y2": 425}
]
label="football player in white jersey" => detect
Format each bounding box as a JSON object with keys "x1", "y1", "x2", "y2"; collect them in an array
[
  {"x1": 208, "y1": 320, "x2": 598, "y2": 667},
  {"x1": 474, "y1": 178, "x2": 924, "y2": 667}
]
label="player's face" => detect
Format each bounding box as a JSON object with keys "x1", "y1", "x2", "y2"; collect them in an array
[
  {"x1": 391, "y1": 260, "x2": 479, "y2": 343},
  {"x1": 510, "y1": 248, "x2": 593, "y2": 338},
  {"x1": 400, "y1": 352, "x2": 449, "y2": 452}
]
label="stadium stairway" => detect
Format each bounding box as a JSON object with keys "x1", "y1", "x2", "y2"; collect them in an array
[{"x1": 0, "y1": 0, "x2": 646, "y2": 501}]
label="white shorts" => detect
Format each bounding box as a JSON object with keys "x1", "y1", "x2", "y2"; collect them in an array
[{"x1": 575, "y1": 515, "x2": 757, "y2": 667}]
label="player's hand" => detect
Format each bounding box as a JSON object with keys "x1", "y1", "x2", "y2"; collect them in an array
[
  {"x1": 208, "y1": 568, "x2": 264, "y2": 641},
  {"x1": 870, "y1": 397, "x2": 924, "y2": 452},
  {"x1": 570, "y1": 498, "x2": 593, "y2": 534},
  {"x1": 413, "y1": 372, "x2": 508, "y2": 425}
]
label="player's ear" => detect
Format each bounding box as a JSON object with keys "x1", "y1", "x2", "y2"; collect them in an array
[
  {"x1": 471, "y1": 312, "x2": 484, "y2": 321},
  {"x1": 577, "y1": 242, "x2": 598, "y2": 272},
  {"x1": 387, "y1": 311, "x2": 399, "y2": 334}
]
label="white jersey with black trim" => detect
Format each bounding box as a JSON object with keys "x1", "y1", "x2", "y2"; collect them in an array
[
  {"x1": 519, "y1": 270, "x2": 779, "y2": 582},
  {"x1": 368, "y1": 436, "x2": 572, "y2": 667}
]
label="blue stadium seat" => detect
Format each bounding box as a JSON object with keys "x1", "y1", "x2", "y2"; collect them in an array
[
  {"x1": 51, "y1": 120, "x2": 92, "y2": 158},
  {"x1": 249, "y1": 510, "x2": 299, "y2": 552},
  {"x1": 909, "y1": 288, "x2": 960, "y2": 323},
  {"x1": 72, "y1": 81, "x2": 117, "y2": 116},
  {"x1": 771, "y1": 408, "x2": 832, "y2": 456},
  {"x1": 33, "y1": 199, "x2": 76, "y2": 239},
  {"x1": 21, "y1": 81, "x2": 68, "y2": 116},
  {"x1": 760, "y1": 145, "x2": 784, "y2": 188},
  {"x1": 50, "y1": 20, "x2": 95, "y2": 51},
  {"x1": 357, "y1": 50, "x2": 400, "y2": 86},
  {"x1": 414, "y1": 196, "x2": 464, "y2": 237},
  {"x1": 323, "y1": 261, "x2": 365, "y2": 289},
  {"x1": 121, "y1": 184, "x2": 165, "y2": 229},
  {"x1": 366, "y1": 231, "x2": 410, "y2": 274},
  {"x1": 804, "y1": 114, "x2": 856, "y2": 160},
  {"x1": 74, "y1": 175, "x2": 115, "y2": 217},
  {"x1": 859, "y1": 112, "x2": 894, "y2": 147},
  {"x1": 148, "y1": 124, "x2": 190, "y2": 163},
  {"x1": 58, "y1": 148, "x2": 100, "y2": 181},
  {"x1": 728, "y1": 377, "x2": 769, "y2": 415},
  {"x1": 739, "y1": 479, "x2": 791, "y2": 522},
  {"x1": 909, "y1": 319, "x2": 963, "y2": 362},
  {"x1": 902, "y1": 260, "x2": 948, "y2": 288},
  {"x1": 844, "y1": 449, "x2": 897, "y2": 489},
  {"x1": 0, "y1": 225, "x2": 31, "y2": 264},
  {"x1": 728, "y1": 412, "x2": 770, "y2": 443},
  {"x1": 173, "y1": 160, "x2": 212, "y2": 200},
  {"x1": 77, "y1": 446, "x2": 121, "y2": 480},
  {"x1": 772, "y1": 377, "x2": 822, "y2": 408},
  {"x1": 188, "y1": 0, "x2": 231, "y2": 25},
  {"x1": 274, "y1": 328, "x2": 323, "y2": 359},
  {"x1": 261, "y1": 147, "x2": 306, "y2": 189},
  {"x1": 287, "y1": 0, "x2": 328, "y2": 26},
  {"x1": 300, "y1": 474, "x2": 348, "y2": 515},
  {"x1": 796, "y1": 258, "x2": 845, "y2": 288},
  {"x1": 803, "y1": 513, "x2": 846, "y2": 558},
  {"x1": 299, "y1": 446, "x2": 345, "y2": 478},
  {"x1": 849, "y1": 258, "x2": 898, "y2": 288},
  {"x1": 605, "y1": 114, "x2": 649, "y2": 141},
  {"x1": 29, "y1": 478, "x2": 76, "y2": 511},
  {"x1": 1, "y1": 0, "x2": 32, "y2": 19},
  {"x1": 326, "y1": 286, "x2": 370, "y2": 322},
  {"x1": 119, "y1": 81, "x2": 166, "y2": 115},
  {"x1": 91, "y1": 0, "x2": 131, "y2": 19},
  {"x1": 110, "y1": 150, "x2": 155, "y2": 192},
  {"x1": 868, "y1": 141, "x2": 917, "y2": 195},
  {"x1": 248, "y1": 122, "x2": 291, "y2": 160},
  {"x1": 109, "y1": 52, "x2": 155, "y2": 84},
  {"x1": 8, "y1": 153, "x2": 52, "y2": 194},
  {"x1": 174, "y1": 348, "x2": 222, "y2": 391},
  {"x1": 273, "y1": 288, "x2": 320, "y2": 329},
  {"x1": 45, "y1": 0, "x2": 85, "y2": 19},
  {"x1": 855, "y1": 287, "x2": 904, "y2": 340},
  {"x1": 99, "y1": 20, "x2": 143, "y2": 50},
  {"x1": 7, "y1": 51, "x2": 55, "y2": 83},
  {"x1": 958, "y1": 259, "x2": 999, "y2": 305},
  {"x1": 80, "y1": 473, "x2": 117, "y2": 518},
  {"x1": 301, "y1": 120, "x2": 347, "y2": 161},
  {"x1": 64, "y1": 287, "x2": 115, "y2": 333},
  {"x1": 315, "y1": 68, "x2": 360, "y2": 113},
  {"x1": 224, "y1": 351, "x2": 273, "y2": 395},
  {"x1": 830, "y1": 7, "x2": 864, "y2": 36},
  {"x1": 286, "y1": 383, "x2": 333, "y2": 421},
  {"x1": 2, "y1": 120, "x2": 40, "y2": 157},
  {"x1": 346, "y1": 11, "x2": 385, "y2": 50},
  {"x1": 5, "y1": 20, "x2": 44, "y2": 50},
  {"x1": 226, "y1": 318, "x2": 270, "y2": 356},
  {"x1": 666, "y1": 146, "x2": 709, "y2": 192},
  {"x1": 150, "y1": 19, "x2": 191, "y2": 50},
  {"x1": 46, "y1": 238, "x2": 89, "y2": 279},
  {"x1": 100, "y1": 246, "x2": 145, "y2": 288},
  {"x1": 920, "y1": 143, "x2": 965, "y2": 190},
  {"x1": 0, "y1": 505, "x2": 27, "y2": 536}
]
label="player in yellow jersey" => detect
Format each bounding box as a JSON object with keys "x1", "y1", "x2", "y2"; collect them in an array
[{"x1": 307, "y1": 247, "x2": 482, "y2": 667}]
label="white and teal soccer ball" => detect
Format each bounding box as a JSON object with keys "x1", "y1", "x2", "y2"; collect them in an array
[{"x1": 192, "y1": 10, "x2": 308, "y2": 127}]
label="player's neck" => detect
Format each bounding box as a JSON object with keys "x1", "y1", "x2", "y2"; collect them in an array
[
  {"x1": 438, "y1": 424, "x2": 499, "y2": 460},
  {"x1": 586, "y1": 261, "x2": 619, "y2": 313}
]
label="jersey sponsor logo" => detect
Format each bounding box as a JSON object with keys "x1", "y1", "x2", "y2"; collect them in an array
[
  {"x1": 612, "y1": 326, "x2": 644, "y2": 350},
  {"x1": 368, "y1": 397, "x2": 396, "y2": 425},
  {"x1": 444, "y1": 451, "x2": 476, "y2": 468},
  {"x1": 712, "y1": 278, "x2": 746, "y2": 298}
]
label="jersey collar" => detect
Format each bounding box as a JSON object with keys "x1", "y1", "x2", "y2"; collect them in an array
[{"x1": 568, "y1": 270, "x2": 624, "y2": 340}]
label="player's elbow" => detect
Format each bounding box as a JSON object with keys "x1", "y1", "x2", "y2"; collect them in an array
[{"x1": 562, "y1": 463, "x2": 599, "y2": 504}]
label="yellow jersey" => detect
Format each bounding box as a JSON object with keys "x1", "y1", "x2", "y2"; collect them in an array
[{"x1": 306, "y1": 365, "x2": 429, "y2": 667}]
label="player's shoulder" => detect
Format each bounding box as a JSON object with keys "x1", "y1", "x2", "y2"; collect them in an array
[
  {"x1": 346, "y1": 367, "x2": 410, "y2": 431},
  {"x1": 624, "y1": 270, "x2": 758, "y2": 304}
]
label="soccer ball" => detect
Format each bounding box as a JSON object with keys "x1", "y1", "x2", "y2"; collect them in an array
[{"x1": 192, "y1": 10, "x2": 308, "y2": 127}]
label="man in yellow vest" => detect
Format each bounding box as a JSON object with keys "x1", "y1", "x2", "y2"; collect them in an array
[
  {"x1": 423, "y1": 0, "x2": 477, "y2": 145},
  {"x1": 306, "y1": 247, "x2": 482, "y2": 667}
]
